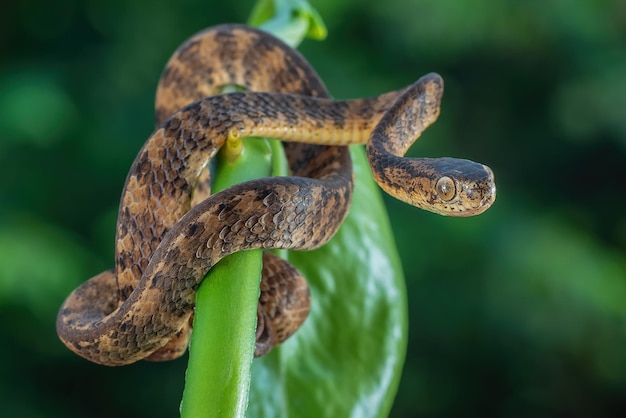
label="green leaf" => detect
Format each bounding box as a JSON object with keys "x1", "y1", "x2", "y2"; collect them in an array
[{"x1": 247, "y1": 147, "x2": 407, "y2": 418}]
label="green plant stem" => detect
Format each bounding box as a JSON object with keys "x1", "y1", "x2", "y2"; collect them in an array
[
  {"x1": 181, "y1": 3, "x2": 331, "y2": 415},
  {"x1": 181, "y1": 252, "x2": 263, "y2": 417},
  {"x1": 180, "y1": 138, "x2": 273, "y2": 418}
]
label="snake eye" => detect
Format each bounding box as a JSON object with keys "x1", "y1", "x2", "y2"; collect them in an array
[{"x1": 435, "y1": 176, "x2": 456, "y2": 201}]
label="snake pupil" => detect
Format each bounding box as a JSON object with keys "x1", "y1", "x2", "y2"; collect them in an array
[{"x1": 435, "y1": 176, "x2": 456, "y2": 201}]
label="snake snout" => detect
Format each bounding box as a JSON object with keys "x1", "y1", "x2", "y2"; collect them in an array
[
  {"x1": 481, "y1": 164, "x2": 497, "y2": 207},
  {"x1": 446, "y1": 161, "x2": 496, "y2": 217},
  {"x1": 462, "y1": 164, "x2": 496, "y2": 216}
]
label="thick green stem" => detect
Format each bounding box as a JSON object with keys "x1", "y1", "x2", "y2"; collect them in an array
[
  {"x1": 180, "y1": 2, "x2": 328, "y2": 415},
  {"x1": 180, "y1": 138, "x2": 272, "y2": 418}
]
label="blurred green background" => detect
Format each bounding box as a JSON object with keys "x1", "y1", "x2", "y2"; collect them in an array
[{"x1": 1, "y1": 0, "x2": 625, "y2": 416}]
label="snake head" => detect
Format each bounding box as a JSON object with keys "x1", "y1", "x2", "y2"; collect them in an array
[
  {"x1": 422, "y1": 157, "x2": 496, "y2": 216},
  {"x1": 377, "y1": 156, "x2": 496, "y2": 217}
]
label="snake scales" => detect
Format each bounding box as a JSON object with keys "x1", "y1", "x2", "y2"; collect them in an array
[{"x1": 56, "y1": 24, "x2": 496, "y2": 366}]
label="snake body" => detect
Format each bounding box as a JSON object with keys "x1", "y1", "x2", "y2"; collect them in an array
[{"x1": 56, "y1": 24, "x2": 496, "y2": 366}]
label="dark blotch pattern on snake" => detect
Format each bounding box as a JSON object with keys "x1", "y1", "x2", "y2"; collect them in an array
[{"x1": 56, "y1": 24, "x2": 496, "y2": 366}]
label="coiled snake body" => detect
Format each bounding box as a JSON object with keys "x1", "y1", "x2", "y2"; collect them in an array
[{"x1": 56, "y1": 24, "x2": 496, "y2": 366}]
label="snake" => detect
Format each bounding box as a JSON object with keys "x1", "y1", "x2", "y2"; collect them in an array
[{"x1": 56, "y1": 24, "x2": 496, "y2": 366}]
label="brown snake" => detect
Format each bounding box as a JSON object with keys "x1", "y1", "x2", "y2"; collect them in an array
[{"x1": 56, "y1": 24, "x2": 496, "y2": 366}]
